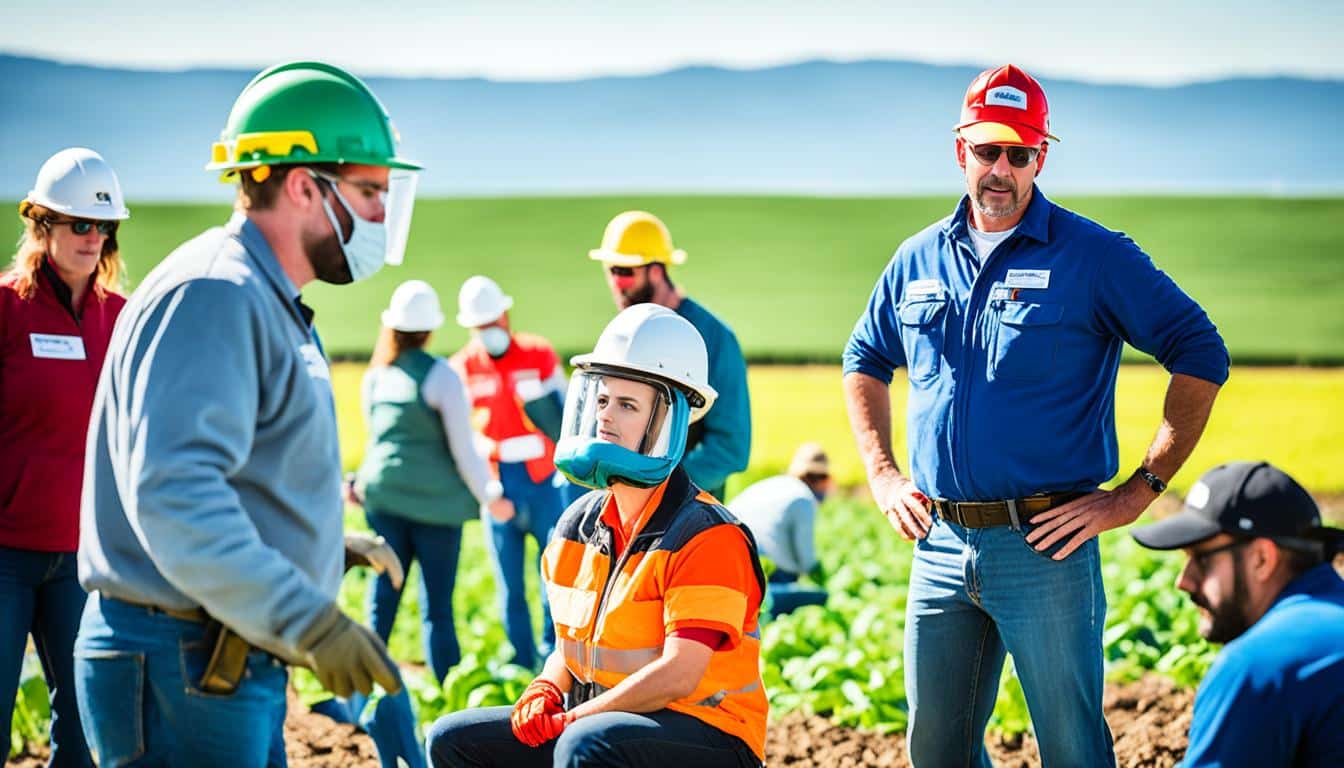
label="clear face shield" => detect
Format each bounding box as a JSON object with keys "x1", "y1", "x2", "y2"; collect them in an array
[
  {"x1": 311, "y1": 167, "x2": 419, "y2": 281},
  {"x1": 382, "y1": 169, "x2": 418, "y2": 266},
  {"x1": 560, "y1": 370, "x2": 676, "y2": 460}
]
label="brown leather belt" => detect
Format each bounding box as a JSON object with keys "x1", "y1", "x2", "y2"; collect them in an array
[
  {"x1": 933, "y1": 492, "x2": 1086, "y2": 529},
  {"x1": 115, "y1": 596, "x2": 209, "y2": 623}
]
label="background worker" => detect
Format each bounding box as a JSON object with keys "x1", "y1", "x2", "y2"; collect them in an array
[
  {"x1": 355, "y1": 279, "x2": 514, "y2": 683},
  {"x1": 450, "y1": 275, "x2": 566, "y2": 670},
  {"x1": 1131, "y1": 461, "x2": 1344, "y2": 767},
  {"x1": 76, "y1": 61, "x2": 414, "y2": 765},
  {"x1": 2, "y1": 147, "x2": 130, "y2": 768},
  {"x1": 588, "y1": 210, "x2": 750, "y2": 501},
  {"x1": 729, "y1": 442, "x2": 832, "y2": 616},
  {"x1": 331, "y1": 279, "x2": 517, "y2": 768},
  {"x1": 426, "y1": 303, "x2": 767, "y2": 768},
  {"x1": 843, "y1": 64, "x2": 1229, "y2": 766}
]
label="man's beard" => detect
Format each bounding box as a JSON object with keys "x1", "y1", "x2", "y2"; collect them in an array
[
  {"x1": 973, "y1": 173, "x2": 1022, "y2": 219},
  {"x1": 618, "y1": 281, "x2": 655, "y2": 309},
  {"x1": 1192, "y1": 560, "x2": 1255, "y2": 644},
  {"x1": 305, "y1": 227, "x2": 353, "y2": 285}
]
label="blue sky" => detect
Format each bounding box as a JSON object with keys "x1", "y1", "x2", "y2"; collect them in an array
[{"x1": 5, "y1": 1, "x2": 1341, "y2": 84}]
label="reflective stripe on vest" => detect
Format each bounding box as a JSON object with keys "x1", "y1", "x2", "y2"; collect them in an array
[{"x1": 561, "y1": 638, "x2": 663, "y2": 678}]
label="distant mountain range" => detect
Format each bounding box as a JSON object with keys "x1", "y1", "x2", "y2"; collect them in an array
[{"x1": 2, "y1": 54, "x2": 1340, "y2": 200}]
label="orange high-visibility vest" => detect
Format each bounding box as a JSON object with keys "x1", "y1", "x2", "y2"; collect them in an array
[
  {"x1": 543, "y1": 468, "x2": 768, "y2": 761},
  {"x1": 451, "y1": 332, "x2": 558, "y2": 483}
]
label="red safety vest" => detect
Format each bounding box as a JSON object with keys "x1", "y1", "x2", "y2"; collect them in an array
[
  {"x1": 0, "y1": 269, "x2": 124, "y2": 551},
  {"x1": 451, "y1": 332, "x2": 559, "y2": 484}
]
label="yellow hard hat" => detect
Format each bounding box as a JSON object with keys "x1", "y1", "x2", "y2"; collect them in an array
[{"x1": 588, "y1": 211, "x2": 687, "y2": 267}]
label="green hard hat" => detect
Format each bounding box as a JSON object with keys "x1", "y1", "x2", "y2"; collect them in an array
[{"x1": 206, "y1": 61, "x2": 421, "y2": 179}]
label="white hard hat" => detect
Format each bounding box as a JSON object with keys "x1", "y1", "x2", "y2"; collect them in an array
[
  {"x1": 23, "y1": 148, "x2": 130, "y2": 221},
  {"x1": 381, "y1": 280, "x2": 445, "y2": 332},
  {"x1": 456, "y1": 275, "x2": 514, "y2": 328},
  {"x1": 571, "y1": 304, "x2": 717, "y2": 422}
]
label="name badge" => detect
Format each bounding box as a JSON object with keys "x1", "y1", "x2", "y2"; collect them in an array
[
  {"x1": 299, "y1": 343, "x2": 330, "y2": 381},
  {"x1": 30, "y1": 333, "x2": 86, "y2": 360},
  {"x1": 905, "y1": 278, "x2": 944, "y2": 298},
  {"x1": 1005, "y1": 269, "x2": 1051, "y2": 289}
]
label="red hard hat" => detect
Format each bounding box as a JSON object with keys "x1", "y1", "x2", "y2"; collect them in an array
[{"x1": 955, "y1": 64, "x2": 1059, "y2": 147}]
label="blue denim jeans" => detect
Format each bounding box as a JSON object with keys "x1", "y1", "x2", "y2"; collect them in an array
[
  {"x1": 73, "y1": 595, "x2": 289, "y2": 767},
  {"x1": 763, "y1": 569, "x2": 828, "y2": 617},
  {"x1": 425, "y1": 705, "x2": 761, "y2": 767},
  {"x1": 0, "y1": 546, "x2": 92, "y2": 767},
  {"x1": 487, "y1": 462, "x2": 562, "y2": 669},
  {"x1": 904, "y1": 518, "x2": 1115, "y2": 767},
  {"x1": 364, "y1": 510, "x2": 464, "y2": 682},
  {"x1": 314, "y1": 689, "x2": 427, "y2": 768}
]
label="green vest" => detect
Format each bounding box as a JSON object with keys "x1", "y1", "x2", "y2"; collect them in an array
[{"x1": 357, "y1": 349, "x2": 477, "y2": 525}]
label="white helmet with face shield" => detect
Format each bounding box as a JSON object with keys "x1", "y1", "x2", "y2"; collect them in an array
[{"x1": 555, "y1": 304, "x2": 717, "y2": 489}]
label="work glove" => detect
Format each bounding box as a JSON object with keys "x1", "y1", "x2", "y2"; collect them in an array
[
  {"x1": 297, "y1": 603, "x2": 402, "y2": 698},
  {"x1": 511, "y1": 678, "x2": 566, "y2": 747},
  {"x1": 345, "y1": 533, "x2": 405, "y2": 590}
]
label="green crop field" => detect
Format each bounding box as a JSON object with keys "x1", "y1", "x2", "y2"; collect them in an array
[
  {"x1": 4, "y1": 196, "x2": 1342, "y2": 363},
  {"x1": 9, "y1": 195, "x2": 1344, "y2": 757},
  {"x1": 11, "y1": 362, "x2": 1344, "y2": 756}
]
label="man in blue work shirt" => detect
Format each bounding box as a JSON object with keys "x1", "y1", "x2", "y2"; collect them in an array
[
  {"x1": 76, "y1": 62, "x2": 415, "y2": 766},
  {"x1": 587, "y1": 210, "x2": 751, "y2": 501},
  {"x1": 1132, "y1": 461, "x2": 1344, "y2": 768},
  {"x1": 843, "y1": 64, "x2": 1229, "y2": 766}
]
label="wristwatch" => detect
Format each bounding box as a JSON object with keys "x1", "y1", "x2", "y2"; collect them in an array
[{"x1": 1136, "y1": 466, "x2": 1167, "y2": 494}]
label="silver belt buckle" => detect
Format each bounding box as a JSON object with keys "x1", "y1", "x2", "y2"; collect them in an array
[{"x1": 1006, "y1": 499, "x2": 1022, "y2": 531}]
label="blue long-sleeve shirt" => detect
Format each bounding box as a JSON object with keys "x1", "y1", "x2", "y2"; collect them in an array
[
  {"x1": 843, "y1": 188, "x2": 1229, "y2": 501},
  {"x1": 676, "y1": 296, "x2": 751, "y2": 497},
  {"x1": 1182, "y1": 563, "x2": 1344, "y2": 767},
  {"x1": 79, "y1": 213, "x2": 345, "y2": 661}
]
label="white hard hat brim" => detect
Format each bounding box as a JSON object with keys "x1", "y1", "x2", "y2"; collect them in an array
[
  {"x1": 588, "y1": 249, "x2": 687, "y2": 267},
  {"x1": 24, "y1": 191, "x2": 130, "y2": 221},
  {"x1": 455, "y1": 295, "x2": 513, "y2": 328},
  {"x1": 382, "y1": 308, "x2": 445, "y2": 332}
]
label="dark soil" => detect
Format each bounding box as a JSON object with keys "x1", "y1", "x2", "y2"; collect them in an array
[
  {"x1": 763, "y1": 675, "x2": 1194, "y2": 768},
  {"x1": 10, "y1": 676, "x2": 1194, "y2": 767}
]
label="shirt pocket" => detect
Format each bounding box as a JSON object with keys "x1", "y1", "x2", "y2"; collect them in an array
[
  {"x1": 897, "y1": 297, "x2": 950, "y2": 384},
  {"x1": 991, "y1": 301, "x2": 1064, "y2": 382},
  {"x1": 546, "y1": 582, "x2": 599, "y2": 634}
]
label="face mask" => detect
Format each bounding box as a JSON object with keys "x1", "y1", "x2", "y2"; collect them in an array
[
  {"x1": 480, "y1": 326, "x2": 511, "y2": 357},
  {"x1": 319, "y1": 184, "x2": 387, "y2": 283}
]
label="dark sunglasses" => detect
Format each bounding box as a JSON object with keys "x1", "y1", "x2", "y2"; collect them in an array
[
  {"x1": 51, "y1": 219, "x2": 118, "y2": 236},
  {"x1": 1188, "y1": 539, "x2": 1250, "y2": 576},
  {"x1": 607, "y1": 265, "x2": 648, "y2": 278},
  {"x1": 966, "y1": 142, "x2": 1042, "y2": 169}
]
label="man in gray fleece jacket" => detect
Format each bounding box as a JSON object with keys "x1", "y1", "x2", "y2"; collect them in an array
[{"x1": 75, "y1": 60, "x2": 422, "y2": 766}]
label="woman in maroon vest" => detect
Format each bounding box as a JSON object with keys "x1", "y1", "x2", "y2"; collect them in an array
[{"x1": 1, "y1": 148, "x2": 130, "y2": 767}]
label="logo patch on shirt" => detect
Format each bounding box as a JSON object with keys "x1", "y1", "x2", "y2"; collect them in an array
[
  {"x1": 299, "y1": 343, "x2": 330, "y2": 381},
  {"x1": 1005, "y1": 269, "x2": 1050, "y2": 289},
  {"x1": 905, "y1": 279, "x2": 944, "y2": 299},
  {"x1": 986, "y1": 86, "x2": 1028, "y2": 110},
  {"x1": 30, "y1": 333, "x2": 86, "y2": 360}
]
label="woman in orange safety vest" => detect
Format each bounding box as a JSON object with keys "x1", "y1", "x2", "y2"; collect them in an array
[{"x1": 426, "y1": 303, "x2": 767, "y2": 767}]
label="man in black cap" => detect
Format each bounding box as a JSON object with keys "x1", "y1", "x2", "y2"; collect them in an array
[{"x1": 1131, "y1": 461, "x2": 1343, "y2": 767}]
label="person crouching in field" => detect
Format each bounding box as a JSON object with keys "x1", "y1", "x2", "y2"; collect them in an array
[
  {"x1": 1, "y1": 148, "x2": 130, "y2": 767},
  {"x1": 1132, "y1": 461, "x2": 1344, "y2": 767},
  {"x1": 426, "y1": 304, "x2": 767, "y2": 767},
  {"x1": 728, "y1": 442, "x2": 833, "y2": 616}
]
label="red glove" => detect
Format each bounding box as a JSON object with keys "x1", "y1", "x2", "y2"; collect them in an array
[{"x1": 511, "y1": 679, "x2": 565, "y2": 747}]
